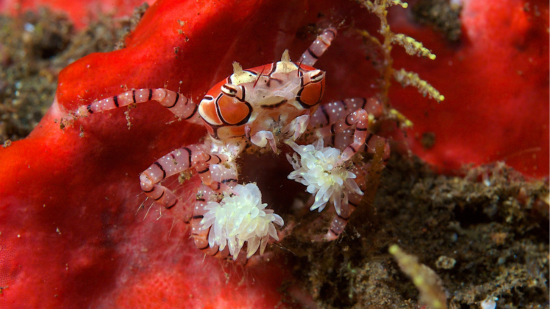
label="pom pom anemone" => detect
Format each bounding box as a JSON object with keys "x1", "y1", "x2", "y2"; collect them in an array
[
  {"x1": 200, "y1": 183, "x2": 284, "y2": 259},
  {"x1": 286, "y1": 139, "x2": 363, "y2": 215}
]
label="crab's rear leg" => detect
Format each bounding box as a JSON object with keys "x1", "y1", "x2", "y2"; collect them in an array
[
  {"x1": 325, "y1": 166, "x2": 369, "y2": 240},
  {"x1": 300, "y1": 27, "x2": 337, "y2": 66},
  {"x1": 139, "y1": 145, "x2": 228, "y2": 222},
  {"x1": 76, "y1": 88, "x2": 200, "y2": 123}
]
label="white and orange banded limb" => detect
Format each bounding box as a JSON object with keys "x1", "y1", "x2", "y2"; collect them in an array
[
  {"x1": 139, "y1": 144, "x2": 229, "y2": 222},
  {"x1": 324, "y1": 165, "x2": 370, "y2": 240},
  {"x1": 311, "y1": 98, "x2": 390, "y2": 164},
  {"x1": 76, "y1": 88, "x2": 200, "y2": 123},
  {"x1": 300, "y1": 27, "x2": 337, "y2": 66}
]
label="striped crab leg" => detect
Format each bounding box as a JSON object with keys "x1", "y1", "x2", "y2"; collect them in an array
[
  {"x1": 309, "y1": 98, "x2": 384, "y2": 129},
  {"x1": 139, "y1": 144, "x2": 228, "y2": 222},
  {"x1": 336, "y1": 109, "x2": 390, "y2": 164},
  {"x1": 299, "y1": 27, "x2": 337, "y2": 66},
  {"x1": 311, "y1": 98, "x2": 389, "y2": 162},
  {"x1": 311, "y1": 98, "x2": 390, "y2": 164},
  {"x1": 76, "y1": 88, "x2": 200, "y2": 123},
  {"x1": 324, "y1": 165, "x2": 369, "y2": 240}
]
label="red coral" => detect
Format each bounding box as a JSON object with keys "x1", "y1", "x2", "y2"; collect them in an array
[{"x1": 0, "y1": 0, "x2": 547, "y2": 308}]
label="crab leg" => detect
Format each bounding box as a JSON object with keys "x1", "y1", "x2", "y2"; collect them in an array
[
  {"x1": 309, "y1": 98, "x2": 383, "y2": 129},
  {"x1": 338, "y1": 109, "x2": 389, "y2": 164},
  {"x1": 283, "y1": 114, "x2": 310, "y2": 141},
  {"x1": 76, "y1": 88, "x2": 200, "y2": 123},
  {"x1": 324, "y1": 166, "x2": 369, "y2": 240},
  {"x1": 285, "y1": 98, "x2": 390, "y2": 241},
  {"x1": 300, "y1": 27, "x2": 337, "y2": 66},
  {"x1": 310, "y1": 98, "x2": 389, "y2": 163},
  {"x1": 207, "y1": 163, "x2": 238, "y2": 191},
  {"x1": 318, "y1": 124, "x2": 388, "y2": 240},
  {"x1": 325, "y1": 191, "x2": 364, "y2": 240},
  {"x1": 194, "y1": 154, "x2": 229, "y2": 186},
  {"x1": 313, "y1": 105, "x2": 389, "y2": 164},
  {"x1": 139, "y1": 145, "x2": 216, "y2": 222}
]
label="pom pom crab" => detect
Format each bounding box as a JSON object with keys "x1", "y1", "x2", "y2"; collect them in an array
[{"x1": 75, "y1": 27, "x2": 390, "y2": 261}]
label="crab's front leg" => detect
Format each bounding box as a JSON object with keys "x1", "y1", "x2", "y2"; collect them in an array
[
  {"x1": 246, "y1": 125, "x2": 278, "y2": 153},
  {"x1": 312, "y1": 99, "x2": 390, "y2": 164},
  {"x1": 244, "y1": 114, "x2": 310, "y2": 153},
  {"x1": 283, "y1": 115, "x2": 309, "y2": 141},
  {"x1": 287, "y1": 139, "x2": 379, "y2": 241},
  {"x1": 139, "y1": 145, "x2": 228, "y2": 222},
  {"x1": 76, "y1": 88, "x2": 200, "y2": 123},
  {"x1": 287, "y1": 98, "x2": 392, "y2": 241}
]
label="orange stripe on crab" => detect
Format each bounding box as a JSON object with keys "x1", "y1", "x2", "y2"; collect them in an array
[
  {"x1": 297, "y1": 68, "x2": 326, "y2": 108},
  {"x1": 198, "y1": 94, "x2": 221, "y2": 124},
  {"x1": 216, "y1": 94, "x2": 252, "y2": 125}
]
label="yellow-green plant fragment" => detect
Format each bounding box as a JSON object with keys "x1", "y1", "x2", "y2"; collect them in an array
[
  {"x1": 392, "y1": 33, "x2": 436, "y2": 59},
  {"x1": 389, "y1": 108, "x2": 413, "y2": 128},
  {"x1": 394, "y1": 68, "x2": 445, "y2": 102},
  {"x1": 361, "y1": 0, "x2": 408, "y2": 11},
  {"x1": 389, "y1": 245, "x2": 448, "y2": 309}
]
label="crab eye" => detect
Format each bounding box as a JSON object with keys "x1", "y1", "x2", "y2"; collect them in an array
[
  {"x1": 309, "y1": 70, "x2": 324, "y2": 83},
  {"x1": 221, "y1": 84, "x2": 238, "y2": 97},
  {"x1": 221, "y1": 84, "x2": 246, "y2": 101},
  {"x1": 200, "y1": 95, "x2": 215, "y2": 103}
]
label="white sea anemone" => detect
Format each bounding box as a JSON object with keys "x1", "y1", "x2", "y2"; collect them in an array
[
  {"x1": 286, "y1": 139, "x2": 363, "y2": 215},
  {"x1": 200, "y1": 183, "x2": 284, "y2": 259}
]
